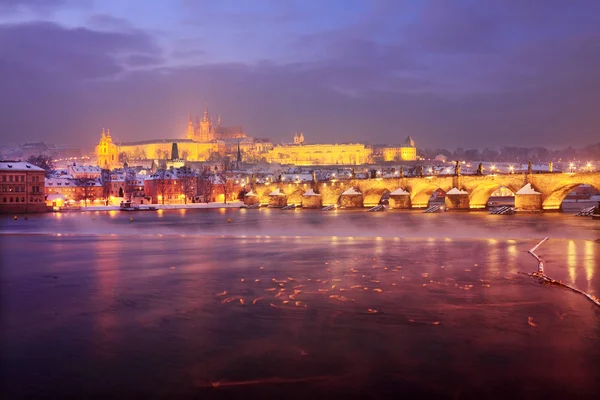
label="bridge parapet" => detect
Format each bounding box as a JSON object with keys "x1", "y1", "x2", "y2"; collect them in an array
[{"x1": 246, "y1": 172, "x2": 600, "y2": 211}]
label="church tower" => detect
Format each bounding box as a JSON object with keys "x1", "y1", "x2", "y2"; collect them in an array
[
  {"x1": 197, "y1": 103, "x2": 215, "y2": 142},
  {"x1": 171, "y1": 142, "x2": 179, "y2": 160},
  {"x1": 95, "y1": 128, "x2": 119, "y2": 169},
  {"x1": 186, "y1": 116, "x2": 195, "y2": 140}
]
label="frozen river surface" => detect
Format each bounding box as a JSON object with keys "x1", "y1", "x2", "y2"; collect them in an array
[{"x1": 1, "y1": 209, "x2": 599, "y2": 398}]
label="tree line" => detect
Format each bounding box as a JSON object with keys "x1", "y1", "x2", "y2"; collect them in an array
[{"x1": 420, "y1": 142, "x2": 600, "y2": 162}]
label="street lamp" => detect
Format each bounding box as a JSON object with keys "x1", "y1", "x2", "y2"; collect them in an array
[
  {"x1": 569, "y1": 162, "x2": 574, "y2": 173},
  {"x1": 509, "y1": 165, "x2": 514, "y2": 174}
]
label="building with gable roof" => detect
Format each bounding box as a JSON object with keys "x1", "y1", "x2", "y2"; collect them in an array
[{"x1": 0, "y1": 161, "x2": 47, "y2": 213}]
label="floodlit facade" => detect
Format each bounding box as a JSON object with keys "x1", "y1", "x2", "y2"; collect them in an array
[
  {"x1": 95, "y1": 107, "x2": 417, "y2": 167},
  {"x1": 94, "y1": 104, "x2": 260, "y2": 167},
  {"x1": 267, "y1": 141, "x2": 371, "y2": 166},
  {"x1": 380, "y1": 136, "x2": 417, "y2": 161}
]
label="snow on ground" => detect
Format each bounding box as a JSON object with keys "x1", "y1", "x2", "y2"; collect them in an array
[
  {"x1": 447, "y1": 187, "x2": 469, "y2": 195},
  {"x1": 516, "y1": 184, "x2": 541, "y2": 195},
  {"x1": 390, "y1": 188, "x2": 409, "y2": 195},
  {"x1": 269, "y1": 188, "x2": 284, "y2": 196},
  {"x1": 342, "y1": 187, "x2": 361, "y2": 195},
  {"x1": 73, "y1": 202, "x2": 244, "y2": 212}
]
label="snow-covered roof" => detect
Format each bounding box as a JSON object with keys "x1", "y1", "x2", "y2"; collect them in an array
[
  {"x1": 269, "y1": 188, "x2": 285, "y2": 196},
  {"x1": 516, "y1": 183, "x2": 541, "y2": 195},
  {"x1": 0, "y1": 161, "x2": 44, "y2": 172},
  {"x1": 245, "y1": 190, "x2": 257, "y2": 196},
  {"x1": 69, "y1": 165, "x2": 101, "y2": 173},
  {"x1": 303, "y1": 189, "x2": 320, "y2": 196},
  {"x1": 282, "y1": 173, "x2": 313, "y2": 182},
  {"x1": 46, "y1": 177, "x2": 75, "y2": 186},
  {"x1": 447, "y1": 187, "x2": 468, "y2": 195},
  {"x1": 46, "y1": 177, "x2": 101, "y2": 187},
  {"x1": 342, "y1": 187, "x2": 361, "y2": 195},
  {"x1": 390, "y1": 187, "x2": 409, "y2": 195}
]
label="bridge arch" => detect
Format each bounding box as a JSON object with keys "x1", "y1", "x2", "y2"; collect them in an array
[
  {"x1": 542, "y1": 182, "x2": 600, "y2": 211},
  {"x1": 283, "y1": 184, "x2": 308, "y2": 205},
  {"x1": 379, "y1": 189, "x2": 391, "y2": 205},
  {"x1": 469, "y1": 184, "x2": 521, "y2": 209},
  {"x1": 411, "y1": 186, "x2": 446, "y2": 208},
  {"x1": 363, "y1": 187, "x2": 393, "y2": 207}
]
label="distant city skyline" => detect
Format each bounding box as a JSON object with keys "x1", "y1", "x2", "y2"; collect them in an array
[{"x1": 1, "y1": 0, "x2": 599, "y2": 149}]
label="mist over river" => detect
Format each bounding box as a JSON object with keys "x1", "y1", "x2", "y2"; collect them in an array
[{"x1": 1, "y1": 209, "x2": 599, "y2": 398}]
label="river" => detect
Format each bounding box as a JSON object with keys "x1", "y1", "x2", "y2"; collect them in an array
[{"x1": 1, "y1": 209, "x2": 599, "y2": 398}]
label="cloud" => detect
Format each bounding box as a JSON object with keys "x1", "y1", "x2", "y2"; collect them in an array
[
  {"x1": 0, "y1": 1, "x2": 599, "y2": 150},
  {"x1": 0, "y1": 21, "x2": 161, "y2": 79},
  {"x1": 85, "y1": 14, "x2": 136, "y2": 32},
  {"x1": 0, "y1": 0, "x2": 91, "y2": 16}
]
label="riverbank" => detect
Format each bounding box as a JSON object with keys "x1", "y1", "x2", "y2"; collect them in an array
[{"x1": 67, "y1": 201, "x2": 244, "y2": 212}]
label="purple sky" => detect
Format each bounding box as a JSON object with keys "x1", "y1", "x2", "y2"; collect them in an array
[{"x1": 1, "y1": 0, "x2": 599, "y2": 149}]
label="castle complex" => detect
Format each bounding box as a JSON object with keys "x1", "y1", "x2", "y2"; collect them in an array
[
  {"x1": 95, "y1": 104, "x2": 418, "y2": 168},
  {"x1": 96, "y1": 105, "x2": 248, "y2": 169}
]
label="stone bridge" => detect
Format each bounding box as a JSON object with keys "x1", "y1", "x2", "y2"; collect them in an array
[{"x1": 244, "y1": 172, "x2": 600, "y2": 211}]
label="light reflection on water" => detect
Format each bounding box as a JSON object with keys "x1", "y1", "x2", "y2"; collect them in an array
[{"x1": 1, "y1": 210, "x2": 599, "y2": 397}]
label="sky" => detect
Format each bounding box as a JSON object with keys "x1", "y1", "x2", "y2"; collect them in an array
[{"x1": 1, "y1": 0, "x2": 599, "y2": 150}]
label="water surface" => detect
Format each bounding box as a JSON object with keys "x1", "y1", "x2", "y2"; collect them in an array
[{"x1": 1, "y1": 210, "x2": 599, "y2": 398}]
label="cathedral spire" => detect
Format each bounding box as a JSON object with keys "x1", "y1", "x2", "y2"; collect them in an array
[
  {"x1": 217, "y1": 113, "x2": 221, "y2": 127},
  {"x1": 186, "y1": 116, "x2": 195, "y2": 140},
  {"x1": 107, "y1": 128, "x2": 111, "y2": 138},
  {"x1": 101, "y1": 128, "x2": 106, "y2": 138},
  {"x1": 203, "y1": 103, "x2": 209, "y2": 122}
]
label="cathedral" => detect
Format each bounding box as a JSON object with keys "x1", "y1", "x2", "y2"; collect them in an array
[
  {"x1": 186, "y1": 105, "x2": 245, "y2": 142},
  {"x1": 95, "y1": 105, "x2": 248, "y2": 169}
]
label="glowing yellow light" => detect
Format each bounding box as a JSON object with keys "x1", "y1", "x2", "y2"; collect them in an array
[{"x1": 567, "y1": 240, "x2": 576, "y2": 283}]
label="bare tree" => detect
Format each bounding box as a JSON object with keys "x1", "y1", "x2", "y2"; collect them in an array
[
  {"x1": 217, "y1": 162, "x2": 235, "y2": 204},
  {"x1": 179, "y1": 167, "x2": 196, "y2": 204},
  {"x1": 124, "y1": 168, "x2": 137, "y2": 201},
  {"x1": 26, "y1": 155, "x2": 55, "y2": 178},
  {"x1": 197, "y1": 166, "x2": 213, "y2": 203},
  {"x1": 155, "y1": 169, "x2": 168, "y2": 205},
  {"x1": 101, "y1": 169, "x2": 112, "y2": 205},
  {"x1": 74, "y1": 177, "x2": 97, "y2": 207}
]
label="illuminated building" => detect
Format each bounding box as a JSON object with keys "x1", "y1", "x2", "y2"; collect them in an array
[
  {"x1": 95, "y1": 128, "x2": 118, "y2": 169},
  {"x1": 45, "y1": 177, "x2": 103, "y2": 204},
  {"x1": 266, "y1": 134, "x2": 417, "y2": 166},
  {"x1": 379, "y1": 136, "x2": 417, "y2": 162},
  {"x1": 267, "y1": 134, "x2": 371, "y2": 165},
  {"x1": 95, "y1": 104, "x2": 255, "y2": 167},
  {"x1": 95, "y1": 107, "x2": 416, "y2": 167},
  {"x1": 0, "y1": 161, "x2": 47, "y2": 213}
]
